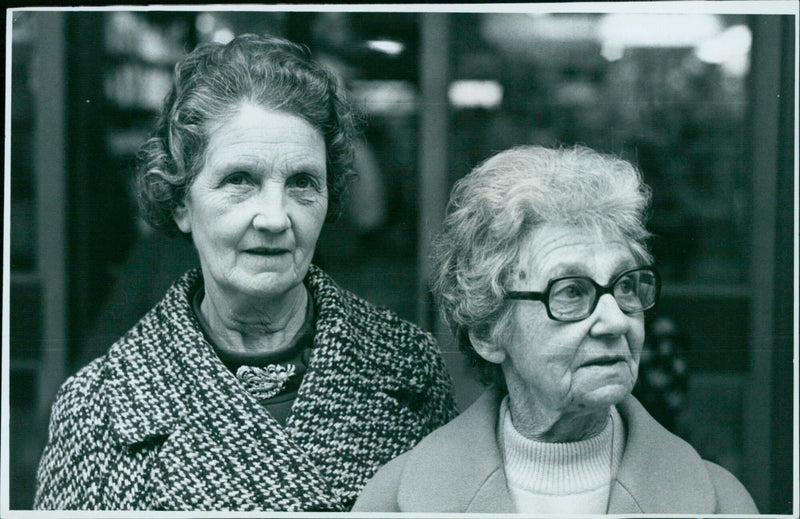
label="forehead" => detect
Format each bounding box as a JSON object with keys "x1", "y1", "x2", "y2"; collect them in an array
[
  {"x1": 203, "y1": 103, "x2": 326, "y2": 167},
  {"x1": 516, "y1": 224, "x2": 636, "y2": 282}
]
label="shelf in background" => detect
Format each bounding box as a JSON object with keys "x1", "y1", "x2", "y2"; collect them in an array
[
  {"x1": 661, "y1": 282, "x2": 749, "y2": 299},
  {"x1": 10, "y1": 271, "x2": 40, "y2": 286},
  {"x1": 10, "y1": 358, "x2": 40, "y2": 372}
]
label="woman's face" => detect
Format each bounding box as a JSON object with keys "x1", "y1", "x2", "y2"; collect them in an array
[
  {"x1": 174, "y1": 103, "x2": 327, "y2": 304},
  {"x1": 485, "y1": 224, "x2": 645, "y2": 420}
]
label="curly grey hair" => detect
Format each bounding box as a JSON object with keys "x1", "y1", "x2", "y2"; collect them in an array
[
  {"x1": 431, "y1": 145, "x2": 653, "y2": 386},
  {"x1": 136, "y1": 34, "x2": 358, "y2": 237}
]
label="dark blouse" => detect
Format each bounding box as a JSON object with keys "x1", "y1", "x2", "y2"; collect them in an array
[{"x1": 191, "y1": 282, "x2": 314, "y2": 426}]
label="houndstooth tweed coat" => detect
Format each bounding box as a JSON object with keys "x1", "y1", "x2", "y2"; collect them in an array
[{"x1": 34, "y1": 266, "x2": 458, "y2": 511}]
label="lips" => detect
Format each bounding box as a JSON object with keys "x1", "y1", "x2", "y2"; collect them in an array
[
  {"x1": 582, "y1": 356, "x2": 625, "y2": 367},
  {"x1": 244, "y1": 247, "x2": 291, "y2": 255}
]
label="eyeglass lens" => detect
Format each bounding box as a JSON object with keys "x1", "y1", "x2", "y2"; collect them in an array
[{"x1": 549, "y1": 269, "x2": 658, "y2": 320}]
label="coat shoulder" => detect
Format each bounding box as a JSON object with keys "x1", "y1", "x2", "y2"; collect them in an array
[
  {"x1": 34, "y1": 357, "x2": 111, "y2": 509},
  {"x1": 704, "y1": 461, "x2": 759, "y2": 513},
  {"x1": 340, "y1": 282, "x2": 437, "y2": 350},
  {"x1": 309, "y1": 265, "x2": 434, "y2": 344},
  {"x1": 308, "y1": 265, "x2": 450, "y2": 390},
  {"x1": 614, "y1": 396, "x2": 759, "y2": 514},
  {"x1": 43, "y1": 357, "x2": 107, "y2": 434}
]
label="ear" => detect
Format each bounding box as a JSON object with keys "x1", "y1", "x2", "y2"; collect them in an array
[
  {"x1": 173, "y1": 201, "x2": 192, "y2": 234},
  {"x1": 468, "y1": 329, "x2": 507, "y2": 364}
]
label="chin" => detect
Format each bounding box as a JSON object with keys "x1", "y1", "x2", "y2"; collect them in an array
[
  {"x1": 231, "y1": 271, "x2": 298, "y2": 298},
  {"x1": 579, "y1": 383, "x2": 632, "y2": 409},
  {"x1": 254, "y1": 276, "x2": 300, "y2": 296}
]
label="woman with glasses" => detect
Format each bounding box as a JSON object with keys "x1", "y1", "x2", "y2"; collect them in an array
[{"x1": 354, "y1": 145, "x2": 757, "y2": 514}]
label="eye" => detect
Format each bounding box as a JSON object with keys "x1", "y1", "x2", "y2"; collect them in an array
[
  {"x1": 616, "y1": 276, "x2": 636, "y2": 295},
  {"x1": 552, "y1": 279, "x2": 589, "y2": 301},
  {"x1": 223, "y1": 171, "x2": 252, "y2": 186},
  {"x1": 288, "y1": 173, "x2": 318, "y2": 190}
]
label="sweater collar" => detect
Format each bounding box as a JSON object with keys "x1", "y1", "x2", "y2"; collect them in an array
[{"x1": 501, "y1": 398, "x2": 625, "y2": 496}]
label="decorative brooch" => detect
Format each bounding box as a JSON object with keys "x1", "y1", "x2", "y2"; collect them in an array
[{"x1": 236, "y1": 364, "x2": 296, "y2": 400}]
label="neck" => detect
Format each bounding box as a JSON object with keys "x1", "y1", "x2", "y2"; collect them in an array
[
  {"x1": 502, "y1": 362, "x2": 613, "y2": 442},
  {"x1": 504, "y1": 382, "x2": 610, "y2": 442},
  {"x1": 200, "y1": 281, "x2": 308, "y2": 355},
  {"x1": 509, "y1": 400, "x2": 610, "y2": 443}
]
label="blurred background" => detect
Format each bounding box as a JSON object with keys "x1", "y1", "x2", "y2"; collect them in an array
[{"x1": 4, "y1": 8, "x2": 795, "y2": 513}]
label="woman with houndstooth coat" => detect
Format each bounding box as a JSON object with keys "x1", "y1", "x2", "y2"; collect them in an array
[{"x1": 34, "y1": 34, "x2": 457, "y2": 512}]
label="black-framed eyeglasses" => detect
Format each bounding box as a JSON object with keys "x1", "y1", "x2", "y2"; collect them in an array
[{"x1": 505, "y1": 266, "x2": 661, "y2": 322}]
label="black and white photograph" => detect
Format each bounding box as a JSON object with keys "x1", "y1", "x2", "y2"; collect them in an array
[{"x1": 2, "y1": 2, "x2": 797, "y2": 516}]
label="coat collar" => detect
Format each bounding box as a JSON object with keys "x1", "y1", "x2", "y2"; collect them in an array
[
  {"x1": 396, "y1": 388, "x2": 718, "y2": 513},
  {"x1": 102, "y1": 265, "x2": 437, "y2": 510},
  {"x1": 104, "y1": 266, "x2": 428, "y2": 442}
]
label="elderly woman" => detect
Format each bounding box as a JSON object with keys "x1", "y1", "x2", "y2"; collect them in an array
[
  {"x1": 34, "y1": 35, "x2": 456, "y2": 511},
  {"x1": 354, "y1": 145, "x2": 757, "y2": 514}
]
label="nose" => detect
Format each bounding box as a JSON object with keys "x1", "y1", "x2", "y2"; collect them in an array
[
  {"x1": 588, "y1": 293, "x2": 631, "y2": 337},
  {"x1": 252, "y1": 185, "x2": 290, "y2": 233}
]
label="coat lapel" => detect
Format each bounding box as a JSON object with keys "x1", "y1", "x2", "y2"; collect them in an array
[{"x1": 608, "y1": 395, "x2": 717, "y2": 513}]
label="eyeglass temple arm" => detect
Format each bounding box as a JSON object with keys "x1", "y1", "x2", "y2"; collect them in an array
[{"x1": 505, "y1": 291, "x2": 547, "y2": 300}]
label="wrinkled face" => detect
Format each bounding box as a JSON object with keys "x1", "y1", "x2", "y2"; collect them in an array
[
  {"x1": 490, "y1": 224, "x2": 645, "y2": 416},
  {"x1": 173, "y1": 103, "x2": 327, "y2": 303}
]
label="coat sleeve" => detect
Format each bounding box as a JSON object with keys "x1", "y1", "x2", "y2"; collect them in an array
[
  {"x1": 704, "y1": 461, "x2": 759, "y2": 514},
  {"x1": 352, "y1": 452, "x2": 409, "y2": 511}
]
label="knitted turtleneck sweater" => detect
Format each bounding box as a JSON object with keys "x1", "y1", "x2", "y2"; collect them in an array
[{"x1": 499, "y1": 397, "x2": 626, "y2": 514}]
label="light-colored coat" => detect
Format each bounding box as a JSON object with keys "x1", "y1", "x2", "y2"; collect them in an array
[
  {"x1": 354, "y1": 387, "x2": 758, "y2": 514},
  {"x1": 35, "y1": 266, "x2": 457, "y2": 511}
]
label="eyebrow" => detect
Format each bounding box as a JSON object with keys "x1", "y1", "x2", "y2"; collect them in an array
[
  {"x1": 546, "y1": 263, "x2": 586, "y2": 278},
  {"x1": 207, "y1": 155, "x2": 263, "y2": 171},
  {"x1": 211, "y1": 157, "x2": 326, "y2": 176},
  {"x1": 546, "y1": 259, "x2": 638, "y2": 281}
]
